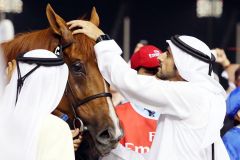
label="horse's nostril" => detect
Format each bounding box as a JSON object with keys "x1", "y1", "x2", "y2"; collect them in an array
[
  {"x1": 96, "y1": 128, "x2": 114, "y2": 145},
  {"x1": 99, "y1": 129, "x2": 111, "y2": 139}
]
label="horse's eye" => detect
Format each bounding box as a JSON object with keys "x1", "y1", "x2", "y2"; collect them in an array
[{"x1": 71, "y1": 61, "x2": 85, "y2": 74}]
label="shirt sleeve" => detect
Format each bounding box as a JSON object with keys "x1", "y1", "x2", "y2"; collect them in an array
[{"x1": 94, "y1": 40, "x2": 202, "y2": 119}]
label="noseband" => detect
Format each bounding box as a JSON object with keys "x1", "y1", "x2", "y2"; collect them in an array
[
  {"x1": 65, "y1": 81, "x2": 112, "y2": 132},
  {"x1": 66, "y1": 82, "x2": 112, "y2": 109},
  {"x1": 56, "y1": 42, "x2": 112, "y2": 133}
]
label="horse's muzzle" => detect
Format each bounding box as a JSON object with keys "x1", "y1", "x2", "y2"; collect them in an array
[
  {"x1": 95, "y1": 127, "x2": 123, "y2": 155},
  {"x1": 96, "y1": 127, "x2": 116, "y2": 145}
]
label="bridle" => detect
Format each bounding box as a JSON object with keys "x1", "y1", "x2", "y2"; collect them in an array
[
  {"x1": 65, "y1": 82, "x2": 112, "y2": 132},
  {"x1": 56, "y1": 41, "x2": 112, "y2": 133}
]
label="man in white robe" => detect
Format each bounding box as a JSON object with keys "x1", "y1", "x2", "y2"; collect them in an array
[
  {"x1": 0, "y1": 49, "x2": 74, "y2": 160},
  {"x1": 67, "y1": 20, "x2": 230, "y2": 160}
]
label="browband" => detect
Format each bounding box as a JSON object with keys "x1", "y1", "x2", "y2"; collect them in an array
[{"x1": 170, "y1": 35, "x2": 215, "y2": 75}]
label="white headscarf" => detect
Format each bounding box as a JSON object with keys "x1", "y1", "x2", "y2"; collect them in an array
[
  {"x1": 0, "y1": 49, "x2": 69, "y2": 160},
  {"x1": 167, "y1": 36, "x2": 225, "y2": 95},
  {"x1": 167, "y1": 35, "x2": 226, "y2": 148}
]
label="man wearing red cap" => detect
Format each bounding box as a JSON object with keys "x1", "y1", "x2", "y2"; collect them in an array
[
  {"x1": 116, "y1": 45, "x2": 162, "y2": 154},
  {"x1": 131, "y1": 45, "x2": 162, "y2": 76}
]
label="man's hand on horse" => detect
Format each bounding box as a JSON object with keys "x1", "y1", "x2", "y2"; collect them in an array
[
  {"x1": 67, "y1": 20, "x2": 104, "y2": 41},
  {"x1": 6, "y1": 59, "x2": 16, "y2": 81},
  {"x1": 71, "y1": 128, "x2": 82, "y2": 151}
]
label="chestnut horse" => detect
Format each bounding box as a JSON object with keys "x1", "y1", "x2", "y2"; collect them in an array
[{"x1": 1, "y1": 4, "x2": 122, "y2": 158}]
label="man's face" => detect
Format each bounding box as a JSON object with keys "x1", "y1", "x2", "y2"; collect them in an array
[{"x1": 156, "y1": 47, "x2": 178, "y2": 80}]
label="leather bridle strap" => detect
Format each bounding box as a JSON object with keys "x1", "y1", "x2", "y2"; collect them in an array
[
  {"x1": 65, "y1": 81, "x2": 112, "y2": 132},
  {"x1": 56, "y1": 40, "x2": 112, "y2": 132},
  {"x1": 75, "y1": 92, "x2": 112, "y2": 107},
  {"x1": 66, "y1": 81, "x2": 112, "y2": 109}
]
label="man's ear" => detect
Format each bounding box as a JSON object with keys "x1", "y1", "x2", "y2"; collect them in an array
[
  {"x1": 90, "y1": 7, "x2": 100, "y2": 27},
  {"x1": 6, "y1": 59, "x2": 16, "y2": 81},
  {"x1": 235, "y1": 79, "x2": 240, "y2": 87},
  {"x1": 234, "y1": 110, "x2": 240, "y2": 122},
  {"x1": 46, "y1": 4, "x2": 74, "y2": 44}
]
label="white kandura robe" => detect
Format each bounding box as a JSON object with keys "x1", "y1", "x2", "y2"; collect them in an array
[
  {"x1": 94, "y1": 40, "x2": 230, "y2": 160},
  {"x1": 0, "y1": 49, "x2": 72, "y2": 160},
  {"x1": 36, "y1": 114, "x2": 75, "y2": 160}
]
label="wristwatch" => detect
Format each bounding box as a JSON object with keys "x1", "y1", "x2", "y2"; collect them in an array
[{"x1": 96, "y1": 34, "x2": 111, "y2": 43}]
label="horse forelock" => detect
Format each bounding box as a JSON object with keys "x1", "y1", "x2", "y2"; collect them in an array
[{"x1": 71, "y1": 34, "x2": 96, "y2": 61}]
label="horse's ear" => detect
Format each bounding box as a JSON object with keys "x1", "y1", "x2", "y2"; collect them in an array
[
  {"x1": 46, "y1": 4, "x2": 74, "y2": 43},
  {"x1": 90, "y1": 7, "x2": 100, "y2": 27}
]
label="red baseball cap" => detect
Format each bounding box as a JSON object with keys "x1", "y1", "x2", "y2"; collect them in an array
[{"x1": 130, "y1": 45, "x2": 162, "y2": 70}]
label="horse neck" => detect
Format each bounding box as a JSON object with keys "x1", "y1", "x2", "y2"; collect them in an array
[
  {"x1": 55, "y1": 94, "x2": 76, "y2": 120},
  {"x1": 2, "y1": 28, "x2": 58, "y2": 61}
]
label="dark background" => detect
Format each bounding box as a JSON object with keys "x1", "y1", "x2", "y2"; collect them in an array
[{"x1": 6, "y1": 0, "x2": 240, "y2": 62}]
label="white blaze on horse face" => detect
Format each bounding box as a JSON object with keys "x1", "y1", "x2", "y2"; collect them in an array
[{"x1": 103, "y1": 81, "x2": 123, "y2": 139}]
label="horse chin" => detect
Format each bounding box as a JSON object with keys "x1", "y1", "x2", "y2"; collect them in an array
[
  {"x1": 80, "y1": 131, "x2": 118, "y2": 158},
  {"x1": 95, "y1": 142, "x2": 117, "y2": 156},
  {"x1": 84, "y1": 126, "x2": 121, "y2": 157}
]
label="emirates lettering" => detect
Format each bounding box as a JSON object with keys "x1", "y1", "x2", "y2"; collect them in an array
[
  {"x1": 149, "y1": 132, "x2": 156, "y2": 142},
  {"x1": 125, "y1": 143, "x2": 150, "y2": 153},
  {"x1": 124, "y1": 132, "x2": 156, "y2": 154},
  {"x1": 149, "y1": 51, "x2": 160, "y2": 58}
]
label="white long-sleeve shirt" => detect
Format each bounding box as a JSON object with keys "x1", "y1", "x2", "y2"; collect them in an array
[{"x1": 94, "y1": 40, "x2": 230, "y2": 160}]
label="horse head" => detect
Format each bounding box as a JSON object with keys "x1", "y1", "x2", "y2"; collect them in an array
[{"x1": 46, "y1": 4, "x2": 124, "y2": 155}]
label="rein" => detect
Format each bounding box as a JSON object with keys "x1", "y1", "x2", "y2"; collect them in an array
[{"x1": 56, "y1": 40, "x2": 112, "y2": 133}]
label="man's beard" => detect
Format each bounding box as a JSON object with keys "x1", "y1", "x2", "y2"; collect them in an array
[
  {"x1": 156, "y1": 72, "x2": 169, "y2": 80},
  {"x1": 155, "y1": 70, "x2": 177, "y2": 81}
]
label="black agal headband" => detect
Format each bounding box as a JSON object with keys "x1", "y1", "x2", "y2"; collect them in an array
[
  {"x1": 170, "y1": 35, "x2": 215, "y2": 76},
  {"x1": 15, "y1": 49, "x2": 64, "y2": 103}
]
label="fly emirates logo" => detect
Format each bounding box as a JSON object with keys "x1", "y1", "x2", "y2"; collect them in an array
[
  {"x1": 125, "y1": 132, "x2": 156, "y2": 154},
  {"x1": 148, "y1": 50, "x2": 160, "y2": 58}
]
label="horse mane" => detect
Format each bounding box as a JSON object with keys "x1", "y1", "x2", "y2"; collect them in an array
[
  {"x1": 2, "y1": 27, "x2": 96, "y2": 62},
  {"x1": 2, "y1": 29, "x2": 57, "y2": 61}
]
